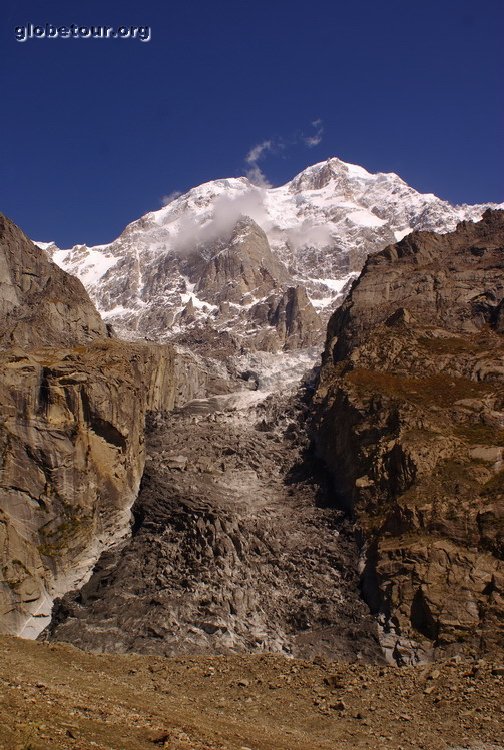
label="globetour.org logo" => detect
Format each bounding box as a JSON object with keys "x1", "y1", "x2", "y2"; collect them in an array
[{"x1": 15, "y1": 23, "x2": 152, "y2": 43}]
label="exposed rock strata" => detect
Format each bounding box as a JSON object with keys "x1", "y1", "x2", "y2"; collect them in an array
[
  {"x1": 0, "y1": 342, "x2": 175, "y2": 637},
  {"x1": 189, "y1": 217, "x2": 291, "y2": 304},
  {"x1": 264, "y1": 285, "x2": 322, "y2": 351},
  {"x1": 313, "y1": 210, "x2": 504, "y2": 663}
]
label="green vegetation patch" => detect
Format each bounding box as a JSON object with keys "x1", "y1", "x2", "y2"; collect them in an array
[
  {"x1": 454, "y1": 423, "x2": 504, "y2": 445},
  {"x1": 347, "y1": 368, "x2": 495, "y2": 408}
]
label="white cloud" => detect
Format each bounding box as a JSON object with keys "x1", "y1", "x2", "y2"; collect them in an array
[
  {"x1": 244, "y1": 139, "x2": 275, "y2": 187},
  {"x1": 172, "y1": 187, "x2": 269, "y2": 254},
  {"x1": 163, "y1": 125, "x2": 332, "y2": 256},
  {"x1": 244, "y1": 164, "x2": 272, "y2": 188},
  {"x1": 304, "y1": 119, "x2": 324, "y2": 148},
  {"x1": 286, "y1": 219, "x2": 333, "y2": 249},
  {"x1": 244, "y1": 120, "x2": 324, "y2": 186},
  {"x1": 161, "y1": 190, "x2": 182, "y2": 206},
  {"x1": 305, "y1": 134, "x2": 323, "y2": 147},
  {"x1": 245, "y1": 140, "x2": 273, "y2": 165}
]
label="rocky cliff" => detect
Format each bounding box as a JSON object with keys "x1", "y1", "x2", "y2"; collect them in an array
[
  {"x1": 176, "y1": 218, "x2": 322, "y2": 352},
  {"x1": 0, "y1": 214, "x2": 108, "y2": 348},
  {"x1": 189, "y1": 217, "x2": 291, "y2": 305},
  {"x1": 313, "y1": 209, "x2": 504, "y2": 663},
  {"x1": 0, "y1": 216, "x2": 231, "y2": 638}
]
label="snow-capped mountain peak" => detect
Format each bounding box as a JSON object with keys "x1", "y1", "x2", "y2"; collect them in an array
[{"x1": 35, "y1": 157, "x2": 503, "y2": 354}]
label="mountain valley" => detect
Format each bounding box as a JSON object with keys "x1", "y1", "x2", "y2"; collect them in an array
[{"x1": 1, "y1": 157, "x2": 503, "y2": 749}]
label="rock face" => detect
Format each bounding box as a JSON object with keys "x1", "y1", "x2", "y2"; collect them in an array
[
  {"x1": 265, "y1": 285, "x2": 323, "y2": 351},
  {"x1": 0, "y1": 215, "x2": 232, "y2": 638},
  {"x1": 0, "y1": 342, "x2": 175, "y2": 637},
  {"x1": 37, "y1": 158, "x2": 502, "y2": 350},
  {"x1": 189, "y1": 217, "x2": 291, "y2": 304},
  {"x1": 43, "y1": 388, "x2": 382, "y2": 664},
  {"x1": 178, "y1": 218, "x2": 322, "y2": 352},
  {"x1": 313, "y1": 209, "x2": 504, "y2": 663},
  {"x1": 0, "y1": 214, "x2": 107, "y2": 347}
]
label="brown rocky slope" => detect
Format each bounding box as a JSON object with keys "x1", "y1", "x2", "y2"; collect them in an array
[
  {"x1": 1, "y1": 633, "x2": 504, "y2": 750},
  {"x1": 313, "y1": 209, "x2": 504, "y2": 663}
]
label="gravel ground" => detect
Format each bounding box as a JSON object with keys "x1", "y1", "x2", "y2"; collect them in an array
[{"x1": 1, "y1": 635, "x2": 503, "y2": 750}]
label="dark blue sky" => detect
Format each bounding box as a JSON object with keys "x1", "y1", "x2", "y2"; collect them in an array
[{"x1": 1, "y1": 0, "x2": 502, "y2": 247}]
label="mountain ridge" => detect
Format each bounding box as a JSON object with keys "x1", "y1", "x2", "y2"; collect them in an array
[{"x1": 35, "y1": 157, "x2": 503, "y2": 353}]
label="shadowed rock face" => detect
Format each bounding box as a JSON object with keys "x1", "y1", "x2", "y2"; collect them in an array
[
  {"x1": 313, "y1": 210, "x2": 504, "y2": 663},
  {"x1": 43, "y1": 389, "x2": 382, "y2": 664},
  {"x1": 0, "y1": 214, "x2": 107, "y2": 347},
  {"x1": 266, "y1": 285, "x2": 322, "y2": 351}
]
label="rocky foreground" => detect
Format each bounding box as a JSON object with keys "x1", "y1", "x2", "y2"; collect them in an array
[{"x1": 1, "y1": 634, "x2": 503, "y2": 750}]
